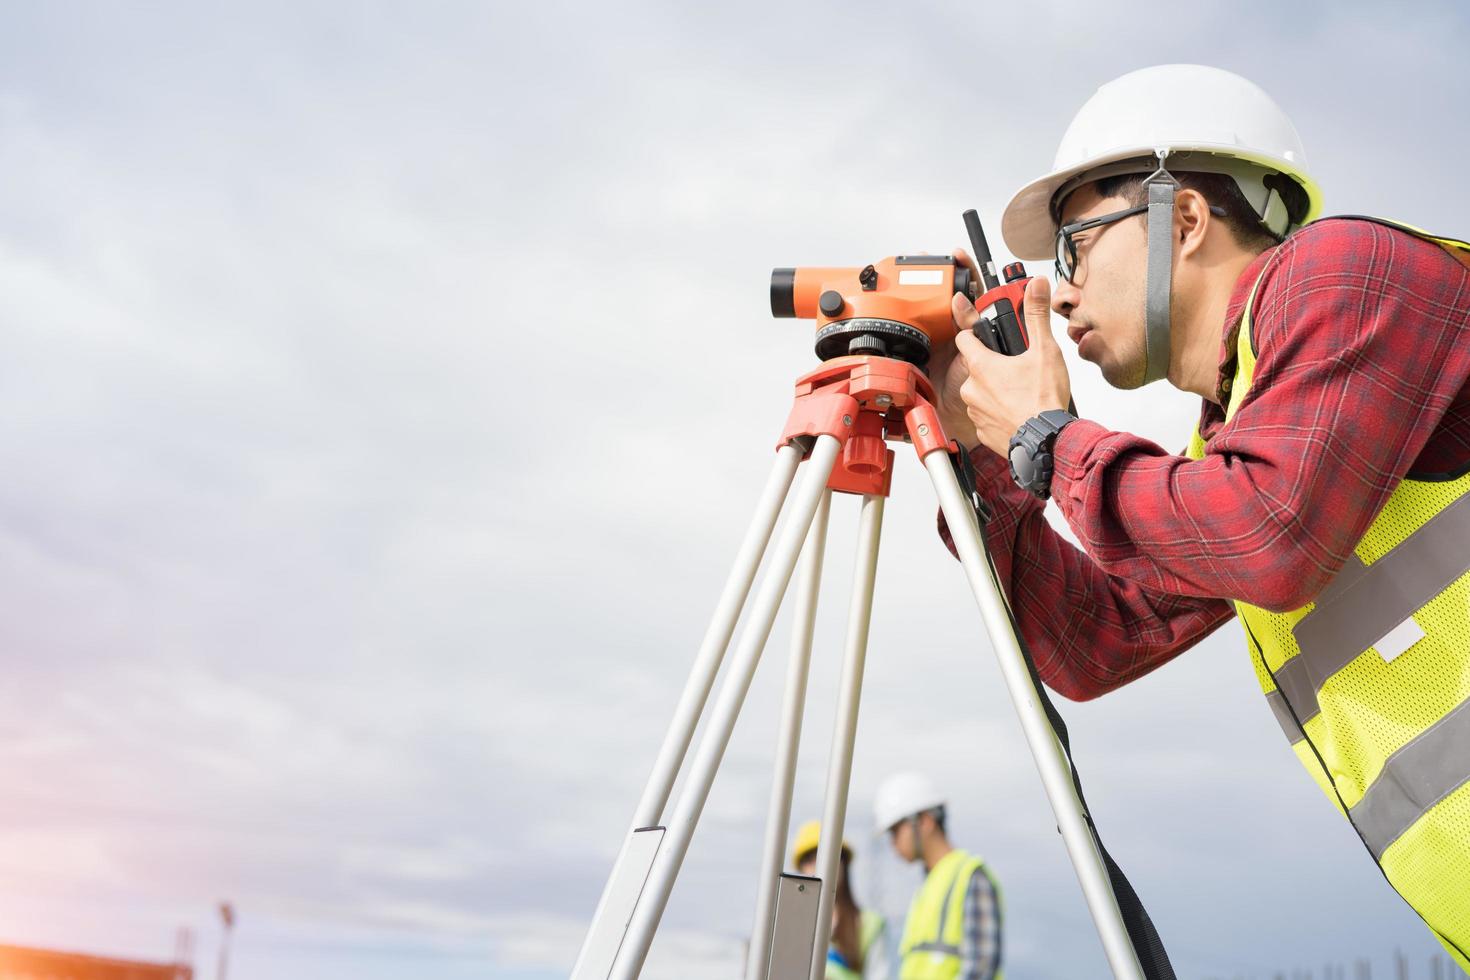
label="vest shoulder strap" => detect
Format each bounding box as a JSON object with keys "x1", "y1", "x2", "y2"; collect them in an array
[
  {"x1": 938, "y1": 854, "x2": 988, "y2": 941},
  {"x1": 859, "y1": 908, "x2": 885, "y2": 952}
]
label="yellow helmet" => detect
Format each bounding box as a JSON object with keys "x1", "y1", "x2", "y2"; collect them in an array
[{"x1": 790, "y1": 820, "x2": 853, "y2": 868}]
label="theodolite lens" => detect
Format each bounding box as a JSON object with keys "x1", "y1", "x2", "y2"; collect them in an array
[
  {"x1": 770, "y1": 268, "x2": 797, "y2": 318},
  {"x1": 954, "y1": 265, "x2": 975, "y2": 300}
]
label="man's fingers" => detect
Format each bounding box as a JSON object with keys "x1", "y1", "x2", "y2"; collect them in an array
[
  {"x1": 1023, "y1": 276, "x2": 1056, "y2": 349},
  {"x1": 951, "y1": 290, "x2": 980, "y2": 331},
  {"x1": 954, "y1": 326, "x2": 1000, "y2": 365}
]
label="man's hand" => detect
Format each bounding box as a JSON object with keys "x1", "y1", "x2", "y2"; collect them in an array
[
  {"x1": 951, "y1": 275, "x2": 1072, "y2": 457},
  {"x1": 928, "y1": 248, "x2": 984, "y2": 450}
]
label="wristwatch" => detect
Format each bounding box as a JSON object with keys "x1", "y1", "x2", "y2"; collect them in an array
[{"x1": 1008, "y1": 409, "x2": 1077, "y2": 499}]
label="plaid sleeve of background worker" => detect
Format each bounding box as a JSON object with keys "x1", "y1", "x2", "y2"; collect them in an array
[
  {"x1": 943, "y1": 217, "x2": 1470, "y2": 701},
  {"x1": 959, "y1": 868, "x2": 1002, "y2": 980}
]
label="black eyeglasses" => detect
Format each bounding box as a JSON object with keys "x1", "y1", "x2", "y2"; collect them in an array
[{"x1": 1054, "y1": 203, "x2": 1227, "y2": 284}]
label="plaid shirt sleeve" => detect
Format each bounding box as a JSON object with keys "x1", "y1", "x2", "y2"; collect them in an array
[
  {"x1": 958, "y1": 866, "x2": 1001, "y2": 980},
  {"x1": 943, "y1": 218, "x2": 1470, "y2": 700},
  {"x1": 940, "y1": 448, "x2": 1234, "y2": 700}
]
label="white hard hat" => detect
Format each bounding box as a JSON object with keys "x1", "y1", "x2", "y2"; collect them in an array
[
  {"x1": 1001, "y1": 64, "x2": 1323, "y2": 260},
  {"x1": 873, "y1": 771, "x2": 946, "y2": 833}
]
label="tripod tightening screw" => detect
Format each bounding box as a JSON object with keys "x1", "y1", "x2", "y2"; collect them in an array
[
  {"x1": 843, "y1": 415, "x2": 853, "y2": 426},
  {"x1": 917, "y1": 423, "x2": 930, "y2": 437}
]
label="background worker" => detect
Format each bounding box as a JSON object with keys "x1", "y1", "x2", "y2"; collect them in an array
[
  {"x1": 790, "y1": 820, "x2": 889, "y2": 980},
  {"x1": 930, "y1": 64, "x2": 1470, "y2": 967},
  {"x1": 874, "y1": 772, "x2": 1001, "y2": 980}
]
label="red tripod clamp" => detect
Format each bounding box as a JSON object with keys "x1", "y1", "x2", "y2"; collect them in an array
[{"x1": 778, "y1": 355, "x2": 956, "y2": 498}]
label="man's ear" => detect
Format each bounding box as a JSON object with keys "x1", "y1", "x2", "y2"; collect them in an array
[{"x1": 1175, "y1": 188, "x2": 1212, "y2": 259}]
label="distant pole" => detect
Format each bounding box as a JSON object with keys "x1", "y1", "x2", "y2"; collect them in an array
[
  {"x1": 216, "y1": 902, "x2": 236, "y2": 980},
  {"x1": 174, "y1": 927, "x2": 195, "y2": 979}
]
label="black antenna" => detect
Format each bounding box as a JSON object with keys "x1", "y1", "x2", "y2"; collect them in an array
[{"x1": 962, "y1": 209, "x2": 1001, "y2": 292}]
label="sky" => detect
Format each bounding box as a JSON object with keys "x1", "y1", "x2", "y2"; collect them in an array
[{"x1": 1, "y1": 1, "x2": 1469, "y2": 978}]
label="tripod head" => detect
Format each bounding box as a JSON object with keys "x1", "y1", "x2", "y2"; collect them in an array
[{"x1": 770, "y1": 210, "x2": 1035, "y2": 369}]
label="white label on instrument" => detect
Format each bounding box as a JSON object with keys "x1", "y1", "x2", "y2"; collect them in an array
[
  {"x1": 1375, "y1": 616, "x2": 1425, "y2": 663},
  {"x1": 898, "y1": 270, "x2": 943, "y2": 286}
]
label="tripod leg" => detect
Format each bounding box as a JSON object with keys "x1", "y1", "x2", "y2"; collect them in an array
[
  {"x1": 808, "y1": 494, "x2": 884, "y2": 980},
  {"x1": 745, "y1": 492, "x2": 833, "y2": 980},
  {"x1": 921, "y1": 450, "x2": 1146, "y2": 980},
  {"x1": 572, "y1": 444, "x2": 803, "y2": 980},
  {"x1": 609, "y1": 435, "x2": 845, "y2": 980}
]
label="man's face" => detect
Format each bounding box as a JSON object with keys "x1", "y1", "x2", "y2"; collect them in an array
[
  {"x1": 1051, "y1": 184, "x2": 1150, "y2": 389},
  {"x1": 886, "y1": 819, "x2": 916, "y2": 862}
]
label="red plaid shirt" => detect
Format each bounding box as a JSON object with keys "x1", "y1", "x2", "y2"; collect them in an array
[{"x1": 946, "y1": 218, "x2": 1470, "y2": 701}]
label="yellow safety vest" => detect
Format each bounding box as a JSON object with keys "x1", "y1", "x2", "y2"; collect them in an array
[
  {"x1": 897, "y1": 849, "x2": 1002, "y2": 980},
  {"x1": 1186, "y1": 217, "x2": 1470, "y2": 970},
  {"x1": 823, "y1": 909, "x2": 886, "y2": 980}
]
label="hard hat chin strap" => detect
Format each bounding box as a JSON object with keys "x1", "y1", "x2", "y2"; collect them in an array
[{"x1": 1143, "y1": 152, "x2": 1176, "y2": 386}]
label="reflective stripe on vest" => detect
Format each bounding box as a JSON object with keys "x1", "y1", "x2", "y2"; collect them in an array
[
  {"x1": 1185, "y1": 216, "x2": 1470, "y2": 968},
  {"x1": 897, "y1": 849, "x2": 1002, "y2": 980}
]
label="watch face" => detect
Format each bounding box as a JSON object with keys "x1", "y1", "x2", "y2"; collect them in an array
[{"x1": 1009, "y1": 445, "x2": 1036, "y2": 487}]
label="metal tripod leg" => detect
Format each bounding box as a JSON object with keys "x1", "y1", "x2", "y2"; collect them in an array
[
  {"x1": 746, "y1": 492, "x2": 884, "y2": 980},
  {"x1": 922, "y1": 449, "x2": 1146, "y2": 980},
  {"x1": 606, "y1": 435, "x2": 845, "y2": 980},
  {"x1": 744, "y1": 492, "x2": 832, "y2": 980},
  {"x1": 571, "y1": 445, "x2": 805, "y2": 980},
  {"x1": 808, "y1": 493, "x2": 884, "y2": 980}
]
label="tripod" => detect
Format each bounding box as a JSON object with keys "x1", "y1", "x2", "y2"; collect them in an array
[{"x1": 571, "y1": 354, "x2": 1150, "y2": 980}]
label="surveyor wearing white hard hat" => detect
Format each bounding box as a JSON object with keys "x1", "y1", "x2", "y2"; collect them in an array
[
  {"x1": 927, "y1": 64, "x2": 1470, "y2": 967},
  {"x1": 874, "y1": 772, "x2": 1002, "y2": 979}
]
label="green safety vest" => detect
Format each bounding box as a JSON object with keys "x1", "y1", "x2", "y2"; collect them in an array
[
  {"x1": 897, "y1": 849, "x2": 1002, "y2": 980},
  {"x1": 823, "y1": 909, "x2": 886, "y2": 980},
  {"x1": 1186, "y1": 217, "x2": 1470, "y2": 970}
]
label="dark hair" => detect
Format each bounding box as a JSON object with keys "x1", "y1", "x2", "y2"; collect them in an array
[
  {"x1": 796, "y1": 848, "x2": 860, "y2": 907},
  {"x1": 836, "y1": 850, "x2": 858, "y2": 908},
  {"x1": 1089, "y1": 170, "x2": 1297, "y2": 254}
]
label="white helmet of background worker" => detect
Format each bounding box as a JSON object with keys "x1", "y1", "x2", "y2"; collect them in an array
[
  {"x1": 999, "y1": 64, "x2": 1324, "y2": 385},
  {"x1": 873, "y1": 771, "x2": 946, "y2": 834}
]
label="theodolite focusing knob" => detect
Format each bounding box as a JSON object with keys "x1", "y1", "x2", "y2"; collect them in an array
[
  {"x1": 1003, "y1": 262, "x2": 1027, "y2": 283},
  {"x1": 819, "y1": 290, "x2": 845, "y2": 317}
]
